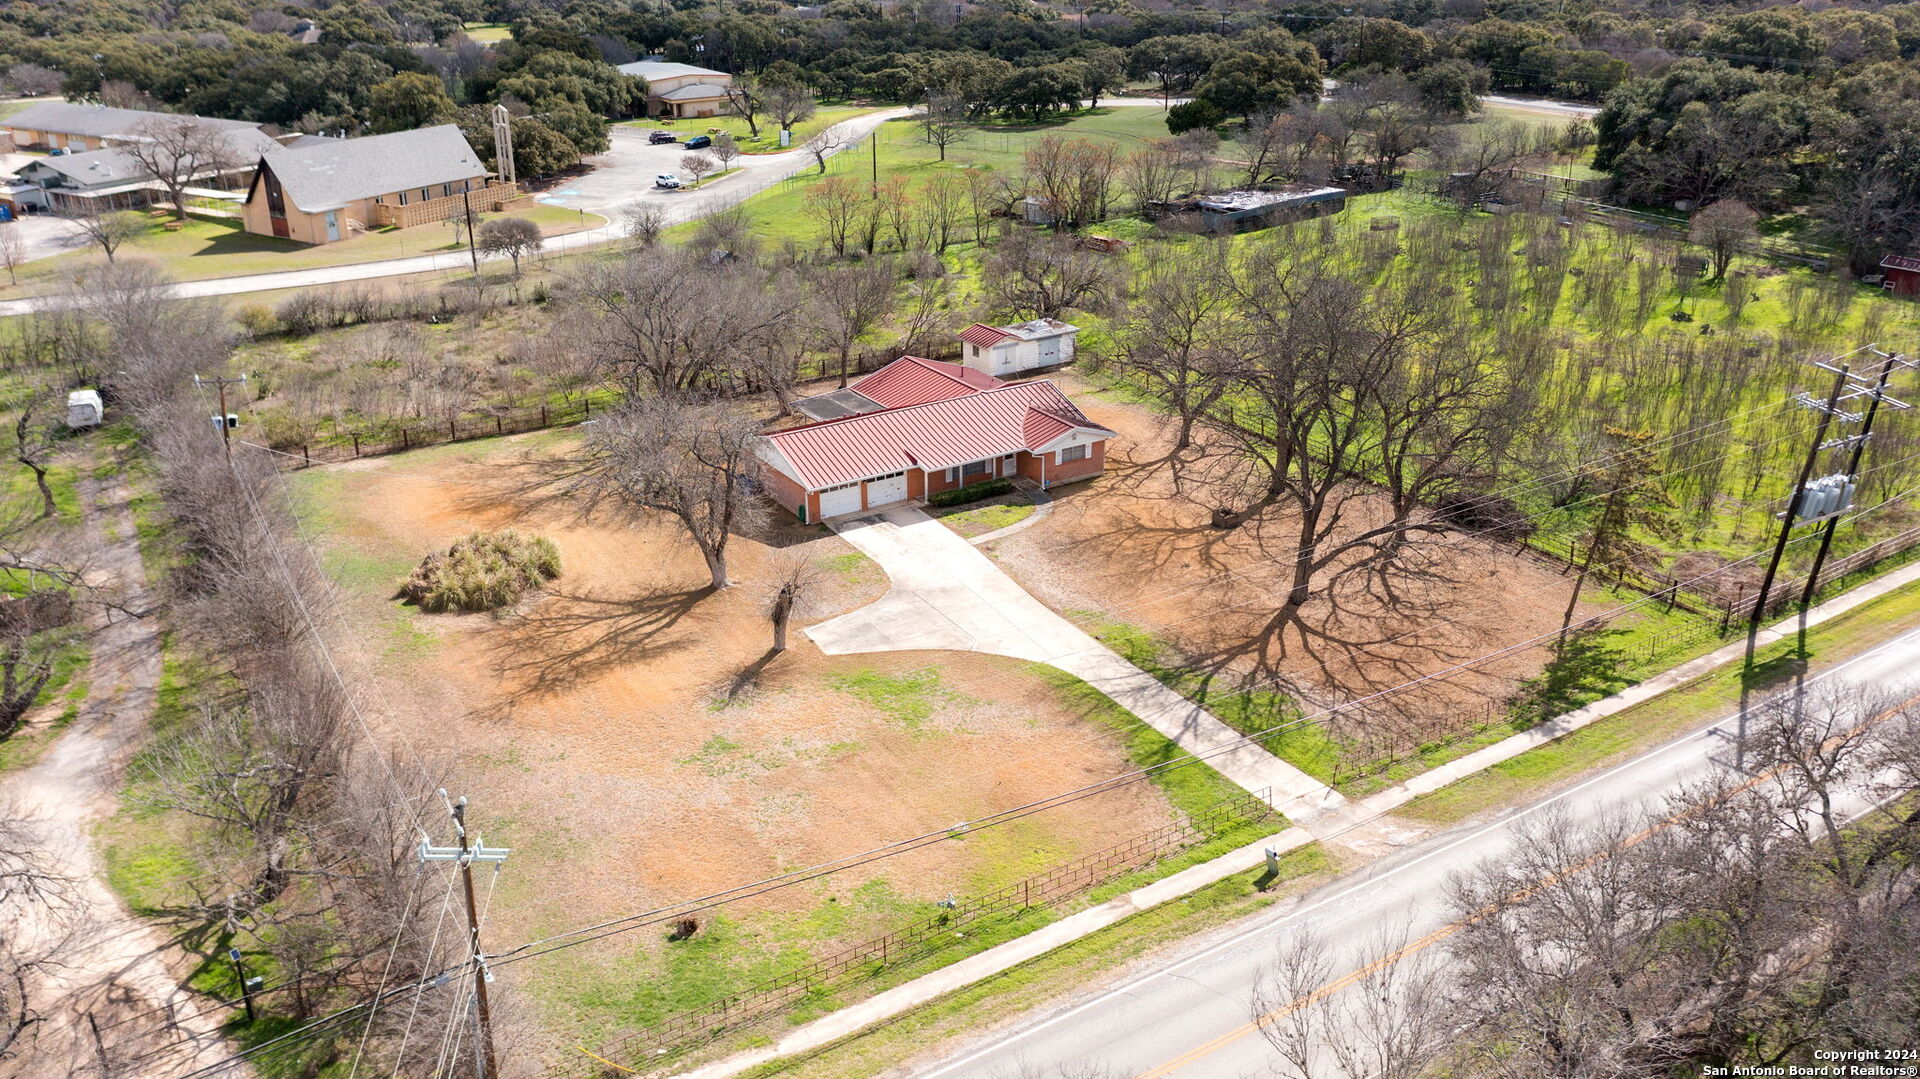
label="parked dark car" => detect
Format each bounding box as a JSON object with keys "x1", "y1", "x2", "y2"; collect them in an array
[
  {"x1": 648, "y1": 130, "x2": 677, "y2": 145},
  {"x1": 684, "y1": 134, "x2": 712, "y2": 149}
]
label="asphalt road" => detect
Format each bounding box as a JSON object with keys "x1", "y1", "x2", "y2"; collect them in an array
[{"x1": 912, "y1": 624, "x2": 1920, "y2": 1079}]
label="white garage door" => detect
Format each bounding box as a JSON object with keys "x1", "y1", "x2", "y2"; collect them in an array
[
  {"x1": 866, "y1": 472, "x2": 908, "y2": 508},
  {"x1": 817, "y1": 482, "x2": 862, "y2": 519}
]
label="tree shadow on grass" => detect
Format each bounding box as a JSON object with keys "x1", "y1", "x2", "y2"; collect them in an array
[{"x1": 485, "y1": 584, "x2": 712, "y2": 694}]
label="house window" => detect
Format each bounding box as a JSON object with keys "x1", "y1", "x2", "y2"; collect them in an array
[
  {"x1": 961, "y1": 460, "x2": 989, "y2": 478},
  {"x1": 1059, "y1": 444, "x2": 1088, "y2": 464},
  {"x1": 397, "y1": 191, "x2": 408, "y2": 206},
  {"x1": 945, "y1": 467, "x2": 958, "y2": 483},
  {"x1": 442, "y1": 184, "x2": 452, "y2": 198}
]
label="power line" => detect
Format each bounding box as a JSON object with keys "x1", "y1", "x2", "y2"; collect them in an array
[{"x1": 131, "y1": 488, "x2": 1919, "y2": 1079}]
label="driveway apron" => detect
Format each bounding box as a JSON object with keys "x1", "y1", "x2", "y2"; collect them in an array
[{"x1": 807, "y1": 506, "x2": 1345, "y2": 819}]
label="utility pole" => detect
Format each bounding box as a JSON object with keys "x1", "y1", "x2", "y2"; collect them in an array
[
  {"x1": 1748, "y1": 360, "x2": 1851, "y2": 638},
  {"x1": 193, "y1": 373, "x2": 247, "y2": 459},
  {"x1": 420, "y1": 794, "x2": 510, "y2": 1079},
  {"x1": 1798, "y1": 347, "x2": 1915, "y2": 608},
  {"x1": 462, "y1": 187, "x2": 480, "y2": 275}
]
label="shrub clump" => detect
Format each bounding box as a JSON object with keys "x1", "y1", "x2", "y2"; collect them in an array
[
  {"x1": 400, "y1": 531, "x2": 560, "y2": 613},
  {"x1": 928, "y1": 478, "x2": 1014, "y2": 507}
]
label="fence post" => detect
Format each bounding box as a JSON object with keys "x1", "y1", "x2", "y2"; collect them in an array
[
  {"x1": 302, "y1": 444, "x2": 309, "y2": 468},
  {"x1": 449, "y1": 419, "x2": 457, "y2": 440},
  {"x1": 540, "y1": 405, "x2": 547, "y2": 427},
  {"x1": 584, "y1": 398, "x2": 590, "y2": 419},
  {"x1": 495, "y1": 415, "x2": 503, "y2": 435},
  {"x1": 352, "y1": 433, "x2": 360, "y2": 457},
  {"x1": 402, "y1": 428, "x2": 409, "y2": 450}
]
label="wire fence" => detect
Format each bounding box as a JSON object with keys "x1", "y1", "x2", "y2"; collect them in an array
[
  {"x1": 270, "y1": 344, "x2": 963, "y2": 468},
  {"x1": 1332, "y1": 521, "x2": 1920, "y2": 780},
  {"x1": 587, "y1": 789, "x2": 1277, "y2": 1070}
]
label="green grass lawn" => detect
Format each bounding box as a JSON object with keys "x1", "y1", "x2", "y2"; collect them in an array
[
  {"x1": 675, "y1": 107, "x2": 1174, "y2": 246},
  {"x1": 930, "y1": 499, "x2": 1035, "y2": 537},
  {"x1": 623, "y1": 106, "x2": 884, "y2": 155},
  {"x1": 1394, "y1": 575, "x2": 1920, "y2": 825},
  {"x1": 5, "y1": 203, "x2": 604, "y2": 292},
  {"x1": 461, "y1": 21, "x2": 512, "y2": 43}
]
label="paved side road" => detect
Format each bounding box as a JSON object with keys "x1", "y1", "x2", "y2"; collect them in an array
[
  {"x1": 806, "y1": 505, "x2": 1345, "y2": 819},
  {"x1": 0, "y1": 107, "x2": 909, "y2": 316},
  {"x1": 914, "y1": 624, "x2": 1920, "y2": 1079}
]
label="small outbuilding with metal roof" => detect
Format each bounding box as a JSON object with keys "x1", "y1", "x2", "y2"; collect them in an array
[
  {"x1": 959, "y1": 319, "x2": 1079, "y2": 377},
  {"x1": 1879, "y1": 253, "x2": 1920, "y2": 297}
]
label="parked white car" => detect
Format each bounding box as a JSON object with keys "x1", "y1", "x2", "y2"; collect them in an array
[{"x1": 654, "y1": 174, "x2": 682, "y2": 189}]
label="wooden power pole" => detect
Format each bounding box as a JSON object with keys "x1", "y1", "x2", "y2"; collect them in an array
[{"x1": 420, "y1": 794, "x2": 510, "y2": 1078}]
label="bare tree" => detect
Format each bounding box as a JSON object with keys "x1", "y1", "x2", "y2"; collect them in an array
[
  {"x1": 474, "y1": 215, "x2": 542, "y2": 275},
  {"x1": 1437, "y1": 120, "x2": 1540, "y2": 208},
  {"x1": 0, "y1": 804, "x2": 76, "y2": 1067},
  {"x1": 764, "y1": 555, "x2": 821, "y2": 652},
  {"x1": 804, "y1": 175, "x2": 865, "y2": 258},
  {"x1": 1251, "y1": 927, "x2": 1451, "y2": 1079},
  {"x1": 65, "y1": 207, "x2": 144, "y2": 264},
  {"x1": 1120, "y1": 141, "x2": 1183, "y2": 212},
  {"x1": 804, "y1": 257, "x2": 898, "y2": 386},
  {"x1": 801, "y1": 127, "x2": 851, "y2": 174},
  {"x1": 681, "y1": 151, "x2": 718, "y2": 187},
  {"x1": 3, "y1": 63, "x2": 61, "y2": 96},
  {"x1": 711, "y1": 132, "x2": 741, "y2": 173},
  {"x1": 571, "y1": 397, "x2": 768, "y2": 589},
  {"x1": 722, "y1": 76, "x2": 765, "y2": 139},
  {"x1": 918, "y1": 90, "x2": 971, "y2": 161},
  {"x1": 1689, "y1": 198, "x2": 1759, "y2": 282},
  {"x1": 620, "y1": 202, "x2": 667, "y2": 248},
  {"x1": 1190, "y1": 250, "x2": 1516, "y2": 656},
  {"x1": 122, "y1": 117, "x2": 238, "y2": 220},
  {"x1": 9, "y1": 393, "x2": 58, "y2": 521},
  {"x1": 1114, "y1": 243, "x2": 1232, "y2": 452},
  {"x1": 764, "y1": 83, "x2": 818, "y2": 137},
  {"x1": 1022, "y1": 135, "x2": 1119, "y2": 229},
  {"x1": 982, "y1": 230, "x2": 1120, "y2": 321},
  {"x1": 561, "y1": 248, "x2": 786, "y2": 396},
  {"x1": 0, "y1": 224, "x2": 24, "y2": 286}
]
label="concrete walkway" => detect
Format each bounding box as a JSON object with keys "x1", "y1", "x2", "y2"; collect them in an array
[
  {"x1": 680, "y1": 558, "x2": 1920, "y2": 1079},
  {"x1": 965, "y1": 484, "x2": 1053, "y2": 546},
  {"x1": 1345, "y1": 556, "x2": 1920, "y2": 818},
  {"x1": 807, "y1": 506, "x2": 1345, "y2": 819}
]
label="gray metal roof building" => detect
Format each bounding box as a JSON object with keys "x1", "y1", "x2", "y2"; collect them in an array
[{"x1": 252, "y1": 125, "x2": 487, "y2": 212}]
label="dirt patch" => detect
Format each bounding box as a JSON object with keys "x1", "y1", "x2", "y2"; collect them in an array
[
  {"x1": 293, "y1": 433, "x2": 1178, "y2": 1045},
  {"x1": 989, "y1": 373, "x2": 1609, "y2": 729}
]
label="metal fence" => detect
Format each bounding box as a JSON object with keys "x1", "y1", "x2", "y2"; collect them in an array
[{"x1": 588, "y1": 789, "x2": 1277, "y2": 1070}]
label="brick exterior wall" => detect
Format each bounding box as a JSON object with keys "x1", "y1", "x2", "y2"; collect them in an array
[
  {"x1": 1016, "y1": 441, "x2": 1106, "y2": 487},
  {"x1": 759, "y1": 462, "x2": 810, "y2": 520}
]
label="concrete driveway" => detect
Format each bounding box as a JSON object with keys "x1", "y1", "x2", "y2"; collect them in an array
[{"x1": 807, "y1": 506, "x2": 1345, "y2": 820}]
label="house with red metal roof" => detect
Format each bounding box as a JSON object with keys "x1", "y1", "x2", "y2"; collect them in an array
[
  {"x1": 792, "y1": 354, "x2": 1004, "y2": 421},
  {"x1": 757, "y1": 355, "x2": 1115, "y2": 522}
]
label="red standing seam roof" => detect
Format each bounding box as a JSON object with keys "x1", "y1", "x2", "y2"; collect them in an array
[
  {"x1": 763, "y1": 380, "x2": 1115, "y2": 489},
  {"x1": 960, "y1": 323, "x2": 1017, "y2": 348},
  {"x1": 1881, "y1": 254, "x2": 1920, "y2": 273},
  {"x1": 849, "y1": 355, "x2": 1003, "y2": 408}
]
